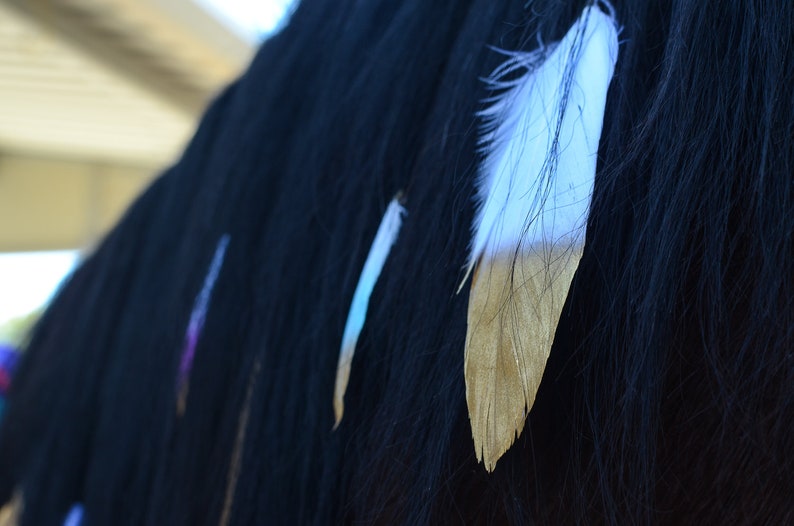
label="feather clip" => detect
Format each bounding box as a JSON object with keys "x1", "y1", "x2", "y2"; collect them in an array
[
  {"x1": 463, "y1": 4, "x2": 619, "y2": 471},
  {"x1": 334, "y1": 194, "x2": 406, "y2": 428}
]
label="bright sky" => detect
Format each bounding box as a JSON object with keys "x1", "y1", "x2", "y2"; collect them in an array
[
  {"x1": 0, "y1": 251, "x2": 79, "y2": 325},
  {"x1": 195, "y1": 0, "x2": 295, "y2": 42},
  {"x1": 0, "y1": 2, "x2": 294, "y2": 328}
]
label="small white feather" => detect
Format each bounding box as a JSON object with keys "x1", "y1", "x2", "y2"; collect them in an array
[{"x1": 334, "y1": 195, "x2": 406, "y2": 427}]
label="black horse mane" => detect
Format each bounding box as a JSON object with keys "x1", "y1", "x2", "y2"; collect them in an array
[{"x1": 1, "y1": 0, "x2": 792, "y2": 524}]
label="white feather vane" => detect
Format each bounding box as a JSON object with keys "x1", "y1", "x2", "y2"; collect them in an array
[
  {"x1": 334, "y1": 194, "x2": 406, "y2": 428},
  {"x1": 464, "y1": 4, "x2": 619, "y2": 471}
]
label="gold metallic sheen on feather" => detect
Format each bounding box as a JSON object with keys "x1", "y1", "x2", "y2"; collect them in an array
[{"x1": 465, "y1": 247, "x2": 581, "y2": 471}]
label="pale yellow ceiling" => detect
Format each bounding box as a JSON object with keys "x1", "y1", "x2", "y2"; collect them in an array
[{"x1": 0, "y1": 0, "x2": 254, "y2": 166}]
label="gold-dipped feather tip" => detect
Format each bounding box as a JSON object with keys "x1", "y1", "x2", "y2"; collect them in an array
[
  {"x1": 333, "y1": 343, "x2": 354, "y2": 429},
  {"x1": 464, "y1": 247, "x2": 581, "y2": 471}
]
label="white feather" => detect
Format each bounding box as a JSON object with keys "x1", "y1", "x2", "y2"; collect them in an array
[
  {"x1": 468, "y1": 5, "x2": 619, "y2": 271},
  {"x1": 334, "y1": 195, "x2": 406, "y2": 427},
  {"x1": 463, "y1": 4, "x2": 620, "y2": 471}
]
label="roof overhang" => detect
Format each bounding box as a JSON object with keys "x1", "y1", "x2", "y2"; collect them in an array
[{"x1": 0, "y1": 0, "x2": 254, "y2": 165}]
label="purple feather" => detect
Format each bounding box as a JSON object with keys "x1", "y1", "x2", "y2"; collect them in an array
[{"x1": 176, "y1": 235, "x2": 230, "y2": 407}]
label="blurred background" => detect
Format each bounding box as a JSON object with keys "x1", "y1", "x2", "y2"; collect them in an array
[{"x1": 0, "y1": 0, "x2": 292, "y2": 352}]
